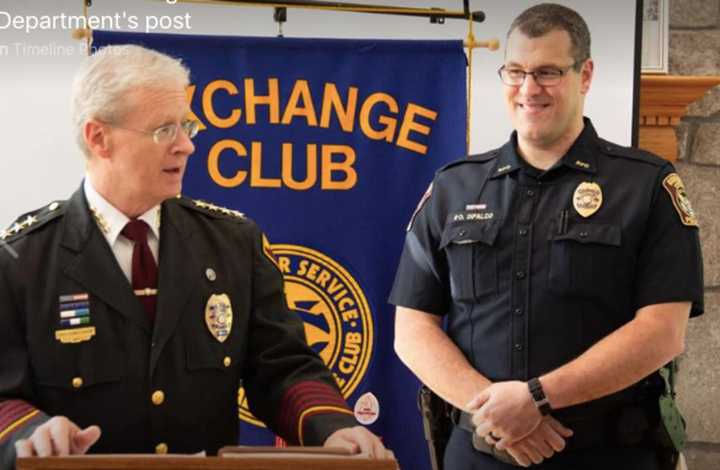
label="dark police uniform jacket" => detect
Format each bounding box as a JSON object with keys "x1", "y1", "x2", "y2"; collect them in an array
[
  {"x1": 0, "y1": 186, "x2": 355, "y2": 466},
  {"x1": 389, "y1": 119, "x2": 704, "y2": 463}
]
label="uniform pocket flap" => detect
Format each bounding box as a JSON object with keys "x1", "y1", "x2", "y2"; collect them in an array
[
  {"x1": 439, "y1": 220, "x2": 500, "y2": 250},
  {"x1": 35, "y1": 362, "x2": 123, "y2": 389},
  {"x1": 34, "y1": 335, "x2": 125, "y2": 389},
  {"x1": 551, "y1": 223, "x2": 621, "y2": 246}
]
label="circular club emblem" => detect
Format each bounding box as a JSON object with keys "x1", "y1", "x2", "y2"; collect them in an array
[{"x1": 238, "y1": 244, "x2": 374, "y2": 427}]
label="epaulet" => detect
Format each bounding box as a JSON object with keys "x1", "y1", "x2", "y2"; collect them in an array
[
  {"x1": 1, "y1": 201, "x2": 66, "y2": 243},
  {"x1": 597, "y1": 139, "x2": 667, "y2": 167},
  {"x1": 172, "y1": 196, "x2": 246, "y2": 220},
  {"x1": 437, "y1": 149, "x2": 500, "y2": 173}
]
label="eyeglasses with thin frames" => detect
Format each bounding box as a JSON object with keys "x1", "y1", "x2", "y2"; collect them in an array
[
  {"x1": 104, "y1": 119, "x2": 200, "y2": 145},
  {"x1": 498, "y1": 61, "x2": 582, "y2": 87}
]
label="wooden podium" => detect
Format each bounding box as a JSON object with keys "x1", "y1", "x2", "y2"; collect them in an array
[{"x1": 17, "y1": 455, "x2": 398, "y2": 470}]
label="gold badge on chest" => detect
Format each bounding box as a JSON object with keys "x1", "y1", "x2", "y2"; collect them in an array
[
  {"x1": 205, "y1": 293, "x2": 233, "y2": 343},
  {"x1": 573, "y1": 181, "x2": 603, "y2": 218}
]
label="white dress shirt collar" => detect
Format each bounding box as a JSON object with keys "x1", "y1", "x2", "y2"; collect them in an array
[{"x1": 83, "y1": 176, "x2": 161, "y2": 244}]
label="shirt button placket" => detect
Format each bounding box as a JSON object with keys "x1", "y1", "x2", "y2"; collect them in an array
[{"x1": 511, "y1": 185, "x2": 536, "y2": 379}]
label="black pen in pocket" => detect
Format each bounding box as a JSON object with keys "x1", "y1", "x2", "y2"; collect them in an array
[{"x1": 557, "y1": 210, "x2": 568, "y2": 235}]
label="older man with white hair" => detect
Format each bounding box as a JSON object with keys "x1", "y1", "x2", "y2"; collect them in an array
[{"x1": 0, "y1": 44, "x2": 388, "y2": 467}]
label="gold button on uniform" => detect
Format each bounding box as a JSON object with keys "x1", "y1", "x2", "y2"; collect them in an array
[
  {"x1": 72, "y1": 377, "x2": 83, "y2": 389},
  {"x1": 223, "y1": 356, "x2": 231, "y2": 367},
  {"x1": 155, "y1": 443, "x2": 168, "y2": 454},
  {"x1": 151, "y1": 390, "x2": 165, "y2": 405}
]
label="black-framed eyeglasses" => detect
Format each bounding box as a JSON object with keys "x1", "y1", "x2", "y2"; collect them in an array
[
  {"x1": 105, "y1": 119, "x2": 200, "y2": 144},
  {"x1": 498, "y1": 61, "x2": 581, "y2": 87}
]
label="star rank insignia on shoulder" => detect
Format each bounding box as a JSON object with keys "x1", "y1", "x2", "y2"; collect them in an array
[
  {"x1": 1, "y1": 201, "x2": 65, "y2": 243},
  {"x1": 1, "y1": 215, "x2": 38, "y2": 241},
  {"x1": 192, "y1": 199, "x2": 245, "y2": 219}
]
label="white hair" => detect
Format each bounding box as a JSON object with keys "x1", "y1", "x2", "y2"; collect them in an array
[{"x1": 71, "y1": 44, "x2": 191, "y2": 157}]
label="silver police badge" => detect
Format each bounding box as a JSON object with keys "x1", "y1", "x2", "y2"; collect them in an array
[
  {"x1": 573, "y1": 182, "x2": 603, "y2": 218},
  {"x1": 205, "y1": 293, "x2": 233, "y2": 343}
]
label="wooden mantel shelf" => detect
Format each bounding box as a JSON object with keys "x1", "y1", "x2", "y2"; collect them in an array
[{"x1": 639, "y1": 75, "x2": 720, "y2": 161}]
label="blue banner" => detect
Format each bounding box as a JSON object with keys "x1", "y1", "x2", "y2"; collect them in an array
[{"x1": 93, "y1": 30, "x2": 466, "y2": 470}]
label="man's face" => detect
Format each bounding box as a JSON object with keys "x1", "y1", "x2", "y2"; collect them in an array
[
  {"x1": 106, "y1": 85, "x2": 195, "y2": 208},
  {"x1": 502, "y1": 28, "x2": 593, "y2": 149}
]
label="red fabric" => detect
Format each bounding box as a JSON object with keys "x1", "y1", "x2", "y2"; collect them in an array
[
  {"x1": 277, "y1": 380, "x2": 350, "y2": 444},
  {"x1": 0, "y1": 400, "x2": 37, "y2": 443},
  {"x1": 122, "y1": 219, "x2": 157, "y2": 323}
]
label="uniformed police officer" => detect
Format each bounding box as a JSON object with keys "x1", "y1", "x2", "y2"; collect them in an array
[
  {"x1": 391, "y1": 4, "x2": 703, "y2": 469},
  {"x1": 0, "y1": 44, "x2": 390, "y2": 467}
]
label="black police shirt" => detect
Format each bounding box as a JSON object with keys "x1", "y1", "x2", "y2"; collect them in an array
[{"x1": 389, "y1": 119, "x2": 704, "y2": 399}]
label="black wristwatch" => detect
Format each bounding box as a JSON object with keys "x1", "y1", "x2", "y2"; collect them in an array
[{"x1": 527, "y1": 377, "x2": 551, "y2": 416}]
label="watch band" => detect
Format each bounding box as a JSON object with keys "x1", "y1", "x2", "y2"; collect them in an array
[{"x1": 528, "y1": 377, "x2": 551, "y2": 416}]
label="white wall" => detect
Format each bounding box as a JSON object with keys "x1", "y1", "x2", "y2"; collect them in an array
[{"x1": 0, "y1": 0, "x2": 638, "y2": 226}]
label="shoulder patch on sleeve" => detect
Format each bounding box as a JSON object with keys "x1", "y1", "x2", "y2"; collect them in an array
[
  {"x1": 662, "y1": 173, "x2": 698, "y2": 227},
  {"x1": 407, "y1": 183, "x2": 433, "y2": 232},
  {"x1": 262, "y1": 233, "x2": 281, "y2": 270}
]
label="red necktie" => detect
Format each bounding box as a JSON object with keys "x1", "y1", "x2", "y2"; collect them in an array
[{"x1": 122, "y1": 219, "x2": 158, "y2": 323}]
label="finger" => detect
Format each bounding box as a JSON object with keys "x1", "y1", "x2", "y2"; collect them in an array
[
  {"x1": 48, "y1": 422, "x2": 71, "y2": 456},
  {"x1": 506, "y1": 445, "x2": 531, "y2": 468},
  {"x1": 539, "y1": 424, "x2": 566, "y2": 452},
  {"x1": 466, "y1": 389, "x2": 489, "y2": 411},
  {"x1": 338, "y1": 428, "x2": 374, "y2": 458},
  {"x1": 546, "y1": 417, "x2": 573, "y2": 438},
  {"x1": 495, "y1": 423, "x2": 538, "y2": 450},
  {"x1": 494, "y1": 438, "x2": 509, "y2": 451},
  {"x1": 473, "y1": 420, "x2": 492, "y2": 437},
  {"x1": 371, "y1": 436, "x2": 386, "y2": 460},
  {"x1": 527, "y1": 436, "x2": 554, "y2": 459},
  {"x1": 32, "y1": 426, "x2": 54, "y2": 457},
  {"x1": 527, "y1": 449, "x2": 543, "y2": 465},
  {"x1": 15, "y1": 439, "x2": 35, "y2": 458},
  {"x1": 495, "y1": 434, "x2": 520, "y2": 451},
  {"x1": 332, "y1": 439, "x2": 360, "y2": 455},
  {"x1": 357, "y1": 433, "x2": 378, "y2": 458},
  {"x1": 517, "y1": 442, "x2": 543, "y2": 465},
  {"x1": 544, "y1": 432, "x2": 566, "y2": 453},
  {"x1": 354, "y1": 430, "x2": 383, "y2": 459},
  {"x1": 72, "y1": 425, "x2": 101, "y2": 455},
  {"x1": 331, "y1": 436, "x2": 360, "y2": 454}
]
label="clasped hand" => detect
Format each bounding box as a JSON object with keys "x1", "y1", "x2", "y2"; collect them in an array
[{"x1": 467, "y1": 381, "x2": 573, "y2": 467}]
